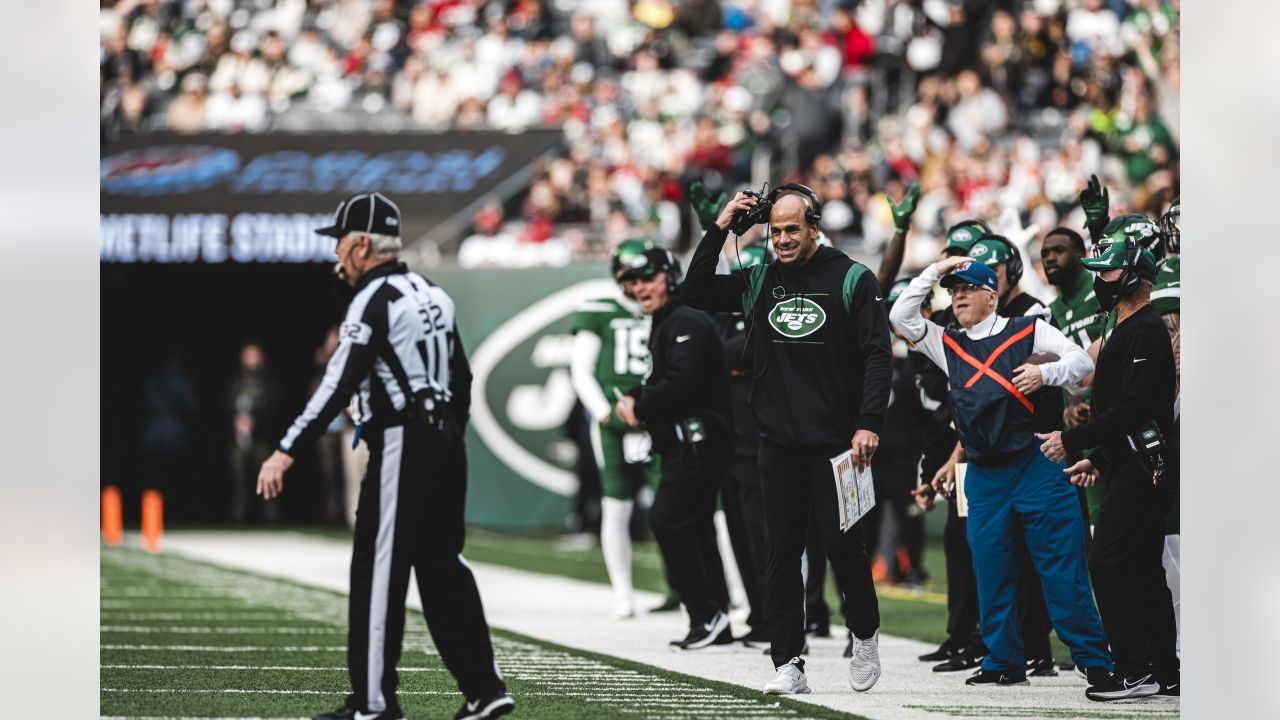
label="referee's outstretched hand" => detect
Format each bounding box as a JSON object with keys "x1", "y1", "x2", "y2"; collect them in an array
[{"x1": 256, "y1": 450, "x2": 294, "y2": 500}]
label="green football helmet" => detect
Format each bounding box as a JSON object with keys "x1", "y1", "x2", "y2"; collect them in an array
[
  {"x1": 730, "y1": 245, "x2": 767, "y2": 271},
  {"x1": 1161, "y1": 198, "x2": 1180, "y2": 255},
  {"x1": 610, "y1": 238, "x2": 656, "y2": 281},
  {"x1": 1096, "y1": 212, "x2": 1162, "y2": 258},
  {"x1": 943, "y1": 219, "x2": 993, "y2": 256}
]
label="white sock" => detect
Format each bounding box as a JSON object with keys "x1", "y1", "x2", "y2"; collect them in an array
[
  {"x1": 600, "y1": 497, "x2": 634, "y2": 607},
  {"x1": 714, "y1": 509, "x2": 747, "y2": 610},
  {"x1": 1163, "y1": 534, "x2": 1181, "y2": 657}
]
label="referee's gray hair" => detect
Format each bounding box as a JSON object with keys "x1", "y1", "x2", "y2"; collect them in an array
[{"x1": 355, "y1": 232, "x2": 402, "y2": 257}]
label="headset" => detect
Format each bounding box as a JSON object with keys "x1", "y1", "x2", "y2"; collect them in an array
[
  {"x1": 769, "y1": 182, "x2": 824, "y2": 226},
  {"x1": 974, "y1": 232, "x2": 1024, "y2": 288}
]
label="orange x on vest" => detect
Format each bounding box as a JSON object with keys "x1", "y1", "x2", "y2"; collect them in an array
[{"x1": 941, "y1": 322, "x2": 1036, "y2": 414}]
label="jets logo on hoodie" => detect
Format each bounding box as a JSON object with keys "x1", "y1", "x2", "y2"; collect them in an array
[{"x1": 768, "y1": 297, "x2": 827, "y2": 338}]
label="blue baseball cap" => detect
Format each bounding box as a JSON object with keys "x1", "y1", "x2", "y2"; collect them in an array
[{"x1": 939, "y1": 260, "x2": 999, "y2": 294}]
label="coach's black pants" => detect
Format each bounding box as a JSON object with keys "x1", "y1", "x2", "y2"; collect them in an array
[
  {"x1": 1090, "y1": 467, "x2": 1179, "y2": 678},
  {"x1": 651, "y1": 440, "x2": 731, "y2": 628},
  {"x1": 348, "y1": 425, "x2": 505, "y2": 713},
  {"x1": 942, "y1": 495, "x2": 984, "y2": 652},
  {"x1": 759, "y1": 438, "x2": 879, "y2": 668},
  {"x1": 723, "y1": 447, "x2": 768, "y2": 632}
]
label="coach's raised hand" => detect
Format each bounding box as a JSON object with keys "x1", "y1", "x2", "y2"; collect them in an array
[{"x1": 256, "y1": 450, "x2": 293, "y2": 500}]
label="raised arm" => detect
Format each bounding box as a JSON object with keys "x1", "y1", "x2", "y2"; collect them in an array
[
  {"x1": 889, "y1": 264, "x2": 949, "y2": 370},
  {"x1": 682, "y1": 192, "x2": 761, "y2": 313}
]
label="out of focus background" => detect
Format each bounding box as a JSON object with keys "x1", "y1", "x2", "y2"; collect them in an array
[{"x1": 99, "y1": 0, "x2": 1178, "y2": 532}]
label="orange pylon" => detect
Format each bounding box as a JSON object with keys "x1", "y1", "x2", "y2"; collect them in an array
[
  {"x1": 141, "y1": 489, "x2": 163, "y2": 553},
  {"x1": 101, "y1": 485, "x2": 123, "y2": 547}
]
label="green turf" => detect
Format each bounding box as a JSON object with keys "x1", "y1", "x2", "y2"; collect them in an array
[{"x1": 102, "y1": 546, "x2": 868, "y2": 720}]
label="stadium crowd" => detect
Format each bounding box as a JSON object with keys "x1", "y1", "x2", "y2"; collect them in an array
[{"x1": 101, "y1": 0, "x2": 1178, "y2": 268}]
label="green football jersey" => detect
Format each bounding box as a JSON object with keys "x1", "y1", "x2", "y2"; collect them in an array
[
  {"x1": 1048, "y1": 270, "x2": 1107, "y2": 349},
  {"x1": 1151, "y1": 256, "x2": 1180, "y2": 317},
  {"x1": 570, "y1": 295, "x2": 651, "y2": 399}
]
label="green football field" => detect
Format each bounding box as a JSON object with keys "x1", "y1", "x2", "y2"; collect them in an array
[
  {"x1": 102, "y1": 528, "x2": 1081, "y2": 719},
  {"x1": 101, "y1": 545, "x2": 862, "y2": 720}
]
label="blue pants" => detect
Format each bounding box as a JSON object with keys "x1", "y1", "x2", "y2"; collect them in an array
[{"x1": 965, "y1": 444, "x2": 1113, "y2": 673}]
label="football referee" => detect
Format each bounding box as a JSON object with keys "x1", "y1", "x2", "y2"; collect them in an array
[{"x1": 255, "y1": 193, "x2": 514, "y2": 720}]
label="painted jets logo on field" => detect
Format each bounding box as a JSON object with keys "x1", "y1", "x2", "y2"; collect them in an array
[{"x1": 768, "y1": 297, "x2": 827, "y2": 338}]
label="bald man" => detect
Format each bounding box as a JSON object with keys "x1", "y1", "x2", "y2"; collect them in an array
[{"x1": 683, "y1": 187, "x2": 892, "y2": 696}]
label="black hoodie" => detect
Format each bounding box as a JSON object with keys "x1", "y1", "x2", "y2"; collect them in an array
[{"x1": 683, "y1": 226, "x2": 892, "y2": 447}]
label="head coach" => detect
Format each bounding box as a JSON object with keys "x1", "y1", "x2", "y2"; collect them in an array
[
  {"x1": 254, "y1": 193, "x2": 513, "y2": 720},
  {"x1": 681, "y1": 185, "x2": 891, "y2": 696}
]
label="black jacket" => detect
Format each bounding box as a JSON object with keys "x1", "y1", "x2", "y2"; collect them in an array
[
  {"x1": 1061, "y1": 305, "x2": 1177, "y2": 486},
  {"x1": 629, "y1": 298, "x2": 734, "y2": 453},
  {"x1": 682, "y1": 225, "x2": 892, "y2": 447}
]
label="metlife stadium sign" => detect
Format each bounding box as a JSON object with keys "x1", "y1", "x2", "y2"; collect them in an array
[{"x1": 100, "y1": 130, "x2": 561, "y2": 263}]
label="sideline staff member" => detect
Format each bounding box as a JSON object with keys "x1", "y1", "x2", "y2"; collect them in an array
[
  {"x1": 256, "y1": 193, "x2": 513, "y2": 720},
  {"x1": 1038, "y1": 219, "x2": 1179, "y2": 701},
  {"x1": 889, "y1": 256, "x2": 1113, "y2": 689},
  {"x1": 614, "y1": 248, "x2": 736, "y2": 649},
  {"x1": 682, "y1": 186, "x2": 891, "y2": 696}
]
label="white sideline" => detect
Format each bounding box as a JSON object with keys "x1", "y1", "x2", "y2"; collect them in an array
[{"x1": 158, "y1": 531, "x2": 1179, "y2": 720}]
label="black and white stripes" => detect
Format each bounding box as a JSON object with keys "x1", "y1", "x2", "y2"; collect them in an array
[{"x1": 279, "y1": 263, "x2": 466, "y2": 455}]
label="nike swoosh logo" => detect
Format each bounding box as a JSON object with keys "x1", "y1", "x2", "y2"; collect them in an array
[
  {"x1": 356, "y1": 713, "x2": 383, "y2": 720},
  {"x1": 676, "y1": 335, "x2": 691, "y2": 343},
  {"x1": 1133, "y1": 358, "x2": 1147, "y2": 363},
  {"x1": 875, "y1": 296, "x2": 883, "y2": 302}
]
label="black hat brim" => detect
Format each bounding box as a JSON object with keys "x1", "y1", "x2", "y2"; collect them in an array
[{"x1": 315, "y1": 224, "x2": 345, "y2": 238}]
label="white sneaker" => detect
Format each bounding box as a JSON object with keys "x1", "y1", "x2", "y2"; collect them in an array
[
  {"x1": 848, "y1": 631, "x2": 882, "y2": 692},
  {"x1": 612, "y1": 598, "x2": 635, "y2": 619},
  {"x1": 763, "y1": 657, "x2": 811, "y2": 695}
]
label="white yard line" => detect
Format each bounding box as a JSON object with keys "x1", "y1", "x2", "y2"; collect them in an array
[{"x1": 155, "y1": 531, "x2": 1179, "y2": 720}]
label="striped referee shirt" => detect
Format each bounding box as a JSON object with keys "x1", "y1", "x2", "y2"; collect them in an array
[{"x1": 279, "y1": 261, "x2": 472, "y2": 454}]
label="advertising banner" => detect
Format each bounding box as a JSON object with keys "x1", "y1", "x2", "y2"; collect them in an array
[
  {"x1": 100, "y1": 130, "x2": 561, "y2": 264},
  {"x1": 426, "y1": 265, "x2": 613, "y2": 527}
]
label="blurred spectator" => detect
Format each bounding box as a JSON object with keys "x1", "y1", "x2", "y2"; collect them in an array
[
  {"x1": 166, "y1": 72, "x2": 208, "y2": 133},
  {"x1": 102, "y1": 0, "x2": 1178, "y2": 268},
  {"x1": 226, "y1": 342, "x2": 278, "y2": 524},
  {"x1": 140, "y1": 352, "x2": 199, "y2": 509}
]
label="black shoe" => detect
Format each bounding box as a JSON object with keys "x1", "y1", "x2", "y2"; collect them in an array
[
  {"x1": 454, "y1": 693, "x2": 515, "y2": 720},
  {"x1": 1086, "y1": 671, "x2": 1160, "y2": 702},
  {"x1": 671, "y1": 612, "x2": 731, "y2": 650},
  {"x1": 314, "y1": 706, "x2": 403, "y2": 720},
  {"x1": 312, "y1": 707, "x2": 356, "y2": 720},
  {"x1": 1153, "y1": 670, "x2": 1180, "y2": 697},
  {"x1": 738, "y1": 626, "x2": 770, "y2": 646},
  {"x1": 650, "y1": 594, "x2": 681, "y2": 613},
  {"x1": 1084, "y1": 665, "x2": 1112, "y2": 687},
  {"x1": 918, "y1": 644, "x2": 963, "y2": 662},
  {"x1": 965, "y1": 669, "x2": 1029, "y2": 686},
  {"x1": 1026, "y1": 656, "x2": 1058, "y2": 677},
  {"x1": 933, "y1": 649, "x2": 985, "y2": 673}
]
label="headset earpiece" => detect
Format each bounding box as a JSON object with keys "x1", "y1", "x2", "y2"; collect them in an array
[{"x1": 769, "y1": 183, "x2": 823, "y2": 226}]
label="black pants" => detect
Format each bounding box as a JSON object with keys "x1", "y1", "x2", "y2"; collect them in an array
[
  {"x1": 759, "y1": 438, "x2": 879, "y2": 668},
  {"x1": 1090, "y1": 467, "x2": 1179, "y2": 678},
  {"x1": 349, "y1": 425, "x2": 505, "y2": 713},
  {"x1": 723, "y1": 448, "x2": 767, "y2": 631},
  {"x1": 942, "y1": 496, "x2": 984, "y2": 651},
  {"x1": 651, "y1": 440, "x2": 731, "y2": 627}
]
